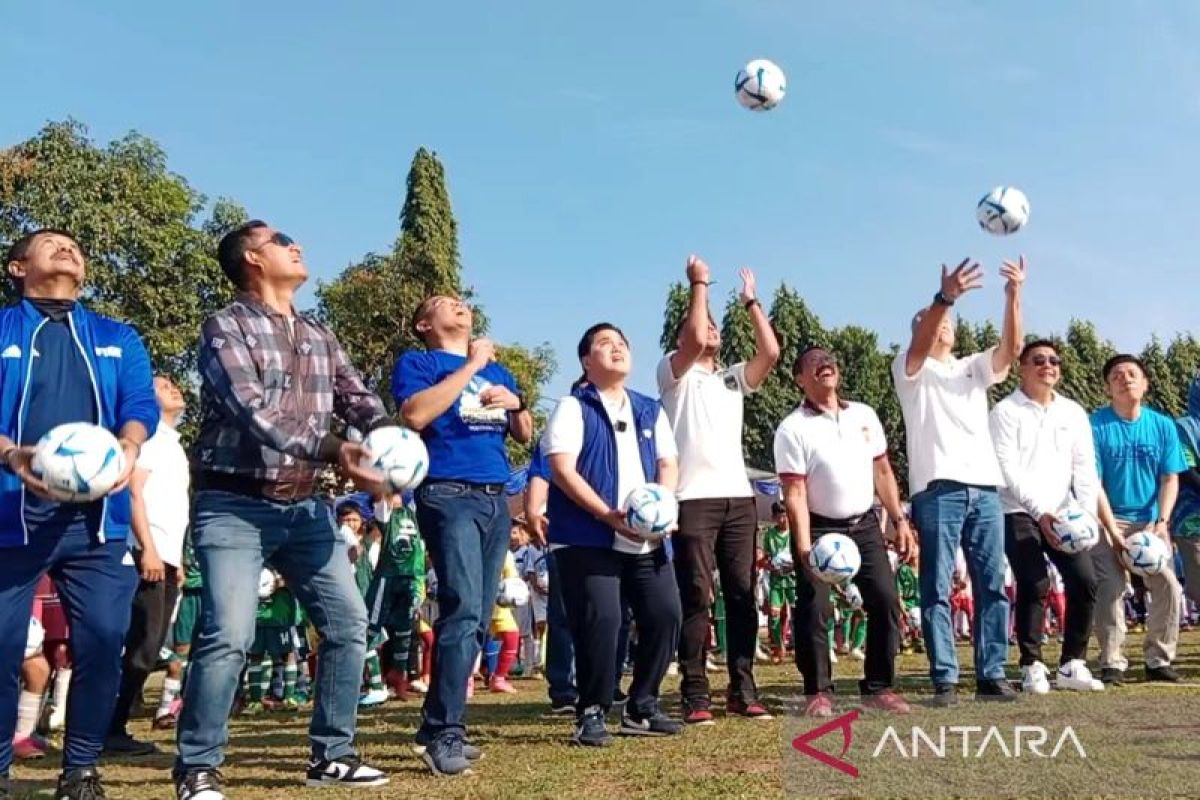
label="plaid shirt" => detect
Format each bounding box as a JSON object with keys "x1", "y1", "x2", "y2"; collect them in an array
[{"x1": 194, "y1": 295, "x2": 388, "y2": 495}]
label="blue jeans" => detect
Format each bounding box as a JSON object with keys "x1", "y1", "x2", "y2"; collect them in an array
[
  {"x1": 545, "y1": 550, "x2": 577, "y2": 706},
  {"x1": 911, "y1": 481, "x2": 1009, "y2": 685},
  {"x1": 0, "y1": 531, "x2": 136, "y2": 771},
  {"x1": 414, "y1": 481, "x2": 510, "y2": 740},
  {"x1": 174, "y1": 491, "x2": 367, "y2": 772}
]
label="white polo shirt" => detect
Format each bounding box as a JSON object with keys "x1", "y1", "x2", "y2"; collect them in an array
[
  {"x1": 892, "y1": 348, "x2": 1007, "y2": 496},
  {"x1": 773, "y1": 400, "x2": 888, "y2": 519},
  {"x1": 137, "y1": 423, "x2": 190, "y2": 568},
  {"x1": 543, "y1": 391, "x2": 677, "y2": 555},
  {"x1": 656, "y1": 355, "x2": 754, "y2": 501},
  {"x1": 988, "y1": 388, "x2": 1100, "y2": 519}
]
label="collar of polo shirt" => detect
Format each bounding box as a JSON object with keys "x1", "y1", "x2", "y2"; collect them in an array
[{"x1": 802, "y1": 397, "x2": 850, "y2": 415}]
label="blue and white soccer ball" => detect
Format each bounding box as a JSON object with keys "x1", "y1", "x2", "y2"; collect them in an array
[
  {"x1": 1052, "y1": 505, "x2": 1100, "y2": 554},
  {"x1": 770, "y1": 549, "x2": 795, "y2": 575},
  {"x1": 361, "y1": 426, "x2": 429, "y2": 493},
  {"x1": 622, "y1": 483, "x2": 679, "y2": 540},
  {"x1": 808, "y1": 533, "x2": 861, "y2": 585},
  {"x1": 32, "y1": 422, "x2": 126, "y2": 503},
  {"x1": 735, "y1": 58, "x2": 786, "y2": 111},
  {"x1": 844, "y1": 583, "x2": 864, "y2": 611},
  {"x1": 496, "y1": 576, "x2": 530, "y2": 608},
  {"x1": 1120, "y1": 529, "x2": 1170, "y2": 577},
  {"x1": 976, "y1": 186, "x2": 1030, "y2": 235}
]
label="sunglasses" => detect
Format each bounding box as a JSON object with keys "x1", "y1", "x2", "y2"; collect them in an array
[
  {"x1": 1028, "y1": 355, "x2": 1062, "y2": 367},
  {"x1": 250, "y1": 232, "x2": 296, "y2": 251}
]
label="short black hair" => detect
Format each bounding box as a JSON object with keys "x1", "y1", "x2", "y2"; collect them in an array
[
  {"x1": 5, "y1": 228, "x2": 81, "y2": 287},
  {"x1": 771, "y1": 501, "x2": 785, "y2": 516},
  {"x1": 411, "y1": 295, "x2": 442, "y2": 339},
  {"x1": 792, "y1": 344, "x2": 831, "y2": 376},
  {"x1": 216, "y1": 220, "x2": 268, "y2": 289},
  {"x1": 336, "y1": 501, "x2": 363, "y2": 519},
  {"x1": 1102, "y1": 354, "x2": 1147, "y2": 382},
  {"x1": 577, "y1": 322, "x2": 628, "y2": 361},
  {"x1": 1019, "y1": 339, "x2": 1059, "y2": 364}
]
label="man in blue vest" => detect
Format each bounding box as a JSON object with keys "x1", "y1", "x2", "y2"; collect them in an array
[{"x1": 0, "y1": 229, "x2": 158, "y2": 800}]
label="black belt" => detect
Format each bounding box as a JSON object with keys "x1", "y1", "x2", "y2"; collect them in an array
[
  {"x1": 809, "y1": 511, "x2": 875, "y2": 529},
  {"x1": 424, "y1": 479, "x2": 506, "y2": 496}
]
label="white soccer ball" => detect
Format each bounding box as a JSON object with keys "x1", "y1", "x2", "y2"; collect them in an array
[
  {"x1": 808, "y1": 533, "x2": 862, "y2": 585},
  {"x1": 1120, "y1": 529, "x2": 1170, "y2": 577},
  {"x1": 257, "y1": 569, "x2": 277, "y2": 600},
  {"x1": 770, "y1": 549, "x2": 795, "y2": 575},
  {"x1": 735, "y1": 58, "x2": 786, "y2": 111},
  {"x1": 844, "y1": 583, "x2": 864, "y2": 611},
  {"x1": 32, "y1": 422, "x2": 126, "y2": 503},
  {"x1": 496, "y1": 576, "x2": 530, "y2": 608},
  {"x1": 361, "y1": 426, "x2": 429, "y2": 493},
  {"x1": 622, "y1": 483, "x2": 679, "y2": 540},
  {"x1": 976, "y1": 186, "x2": 1030, "y2": 236},
  {"x1": 1051, "y1": 505, "x2": 1100, "y2": 554}
]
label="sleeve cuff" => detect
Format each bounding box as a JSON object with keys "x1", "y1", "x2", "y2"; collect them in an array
[{"x1": 317, "y1": 434, "x2": 344, "y2": 463}]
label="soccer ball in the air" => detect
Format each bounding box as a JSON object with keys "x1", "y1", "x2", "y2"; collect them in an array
[
  {"x1": 622, "y1": 483, "x2": 679, "y2": 540},
  {"x1": 361, "y1": 426, "x2": 429, "y2": 493},
  {"x1": 735, "y1": 59, "x2": 786, "y2": 111},
  {"x1": 808, "y1": 533, "x2": 861, "y2": 585},
  {"x1": 1121, "y1": 529, "x2": 1169, "y2": 577},
  {"x1": 976, "y1": 186, "x2": 1030, "y2": 235},
  {"x1": 32, "y1": 422, "x2": 126, "y2": 503},
  {"x1": 497, "y1": 576, "x2": 530, "y2": 608},
  {"x1": 1052, "y1": 505, "x2": 1100, "y2": 554}
]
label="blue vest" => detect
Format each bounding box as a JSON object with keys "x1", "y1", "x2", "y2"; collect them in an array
[{"x1": 547, "y1": 385, "x2": 662, "y2": 550}]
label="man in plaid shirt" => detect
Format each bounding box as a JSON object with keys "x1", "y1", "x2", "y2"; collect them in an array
[{"x1": 174, "y1": 221, "x2": 390, "y2": 800}]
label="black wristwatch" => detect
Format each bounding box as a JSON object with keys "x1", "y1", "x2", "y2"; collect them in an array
[
  {"x1": 744, "y1": 297, "x2": 761, "y2": 310},
  {"x1": 933, "y1": 290, "x2": 955, "y2": 307},
  {"x1": 514, "y1": 394, "x2": 528, "y2": 413}
]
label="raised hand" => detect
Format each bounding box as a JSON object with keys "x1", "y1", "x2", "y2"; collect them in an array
[
  {"x1": 686, "y1": 254, "x2": 711, "y2": 286},
  {"x1": 1000, "y1": 255, "x2": 1027, "y2": 296},
  {"x1": 940, "y1": 258, "x2": 984, "y2": 302},
  {"x1": 738, "y1": 267, "x2": 758, "y2": 304}
]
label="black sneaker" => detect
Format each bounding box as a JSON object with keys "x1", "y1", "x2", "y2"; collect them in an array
[
  {"x1": 549, "y1": 700, "x2": 577, "y2": 716},
  {"x1": 102, "y1": 732, "x2": 159, "y2": 757},
  {"x1": 1100, "y1": 667, "x2": 1125, "y2": 686},
  {"x1": 1145, "y1": 664, "x2": 1181, "y2": 683},
  {"x1": 976, "y1": 679, "x2": 1019, "y2": 702},
  {"x1": 411, "y1": 729, "x2": 482, "y2": 761},
  {"x1": 572, "y1": 706, "x2": 612, "y2": 747},
  {"x1": 56, "y1": 767, "x2": 107, "y2": 800},
  {"x1": 620, "y1": 706, "x2": 684, "y2": 737},
  {"x1": 305, "y1": 754, "x2": 388, "y2": 787},
  {"x1": 175, "y1": 769, "x2": 225, "y2": 800},
  {"x1": 931, "y1": 683, "x2": 958, "y2": 707},
  {"x1": 612, "y1": 688, "x2": 628, "y2": 706},
  {"x1": 421, "y1": 735, "x2": 473, "y2": 777}
]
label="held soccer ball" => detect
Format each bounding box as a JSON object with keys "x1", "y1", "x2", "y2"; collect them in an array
[
  {"x1": 32, "y1": 422, "x2": 126, "y2": 503},
  {"x1": 808, "y1": 533, "x2": 861, "y2": 585},
  {"x1": 1051, "y1": 506, "x2": 1100, "y2": 554},
  {"x1": 1120, "y1": 529, "x2": 1170, "y2": 577},
  {"x1": 496, "y1": 576, "x2": 530, "y2": 608},
  {"x1": 735, "y1": 59, "x2": 786, "y2": 111},
  {"x1": 360, "y1": 426, "x2": 429, "y2": 493},
  {"x1": 976, "y1": 186, "x2": 1030, "y2": 235},
  {"x1": 257, "y1": 569, "x2": 277, "y2": 600},
  {"x1": 622, "y1": 483, "x2": 679, "y2": 540},
  {"x1": 770, "y1": 549, "x2": 795, "y2": 575}
]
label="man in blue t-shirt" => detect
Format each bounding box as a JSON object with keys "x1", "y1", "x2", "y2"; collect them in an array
[
  {"x1": 392, "y1": 295, "x2": 532, "y2": 776},
  {"x1": 1091, "y1": 354, "x2": 1186, "y2": 686}
]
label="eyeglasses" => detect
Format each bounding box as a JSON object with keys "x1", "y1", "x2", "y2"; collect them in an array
[
  {"x1": 1029, "y1": 355, "x2": 1062, "y2": 367},
  {"x1": 249, "y1": 232, "x2": 296, "y2": 251}
]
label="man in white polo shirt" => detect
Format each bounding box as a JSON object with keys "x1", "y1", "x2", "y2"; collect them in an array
[
  {"x1": 106, "y1": 375, "x2": 191, "y2": 755},
  {"x1": 657, "y1": 255, "x2": 779, "y2": 724},
  {"x1": 892, "y1": 256, "x2": 1025, "y2": 706},
  {"x1": 989, "y1": 340, "x2": 1104, "y2": 695},
  {"x1": 774, "y1": 346, "x2": 916, "y2": 717}
]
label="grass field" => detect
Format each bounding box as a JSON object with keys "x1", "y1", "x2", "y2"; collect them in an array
[{"x1": 10, "y1": 632, "x2": 1200, "y2": 799}]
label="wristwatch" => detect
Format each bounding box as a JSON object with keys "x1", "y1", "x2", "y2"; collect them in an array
[
  {"x1": 515, "y1": 394, "x2": 528, "y2": 413},
  {"x1": 933, "y1": 290, "x2": 955, "y2": 307},
  {"x1": 743, "y1": 298, "x2": 761, "y2": 310}
]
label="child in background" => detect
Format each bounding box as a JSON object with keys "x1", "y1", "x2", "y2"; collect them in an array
[
  {"x1": 519, "y1": 530, "x2": 549, "y2": 677},
  {"x1": 950, "y1": 548, "x2": 973, "y2": 642},
  {"x1": 895, "y1": 551, "x2": 922, "y2": 653},
  {"x1": 244, "y1": 569, "x2": 301, "y2": 713},
  {"x1": 154, "y1": 534, "x2": 203, "y2": 729},
  {"x1": 1044, "y1": 559, "x2": 1066, "y2": 640},
  {"x1": 14, "y1": 612, "x2": 50, "y2": 760},
  {"x1": 762, "y1": 504, "x2": 796, "y2": 664},
  {"x1": 35, "y1": 576, "x2": 71, "y2": 734},
  {"x1": 489, "y1": 540, "x2": 523, "y2": 694},
  {"x1": 365, "y1": 494, "x2": 426, "y2": 701}
]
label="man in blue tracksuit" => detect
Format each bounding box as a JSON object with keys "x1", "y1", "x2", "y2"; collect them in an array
[{"x1": 0, "y1": 229, "x2": 158, "y2": 800}]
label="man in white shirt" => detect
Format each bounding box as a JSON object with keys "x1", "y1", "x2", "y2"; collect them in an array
[
  {"x1": 657, "y1": 256, "x2": 779, "y2": 724},
  {"x1": 989, "y1": 340, "x2": 1104, "y2": 694},
  {"x1": 106, "y1": 375, "x2": 190, "y2": 755},
  {"x1": 892, "y1": 256, "x2": 1025, "y2": 705},
  {"x1": 774, "y1": 346, "x2": 916, "y2": 718}
]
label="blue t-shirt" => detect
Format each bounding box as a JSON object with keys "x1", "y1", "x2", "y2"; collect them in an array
[
  {"x1": 1091, "y1": 405, "x2": 1187, "y2": 523},
  {"x1": 391, "y1": 349, "x2": 518, "y2": 484},
  {"x1": 528, "y1": 441, "x2": 551, "y2": 481}
]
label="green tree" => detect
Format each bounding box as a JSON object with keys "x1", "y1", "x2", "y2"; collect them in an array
[
  {"x1": 1141, "y1": 336, "x2": 1183, "y2": 417},
  {"x1": 1165, "y1": 333, "x2": 1200, "y2": 418},
  {"x1": 659, "y1": 281, "x2": 689, "y2": 353},
  {"x1": 1060, "y1": 320, "x2": 1116, "y2": 412},
  {"x1": 0, "y1": 119, "x2": 240, "y2": 379}
]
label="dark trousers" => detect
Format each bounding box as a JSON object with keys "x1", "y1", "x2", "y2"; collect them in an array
[
  {"x1": 544, "y1": 550, "x2": 577, "y2": 706},
  {"x1": 794, "y1": 513, "x2": 899, "y2": 695},
  {"x1": 1003, "y1": 513, "x2": 1097, "y2": 666},
  {"x1": 673, "y1": 497, "x2": 758, "y2": 704},
  {"x1": 556, "y1": 545, "x2": 681, "y2": 718},
  {"x1": 110, "y1": 559, "x2": 181, "y2": 735}
]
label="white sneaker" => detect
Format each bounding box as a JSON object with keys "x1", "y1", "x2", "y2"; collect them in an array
[
  {"x1": 705, "y1": 658, "x2": 720, "y2": 673},
  {"x1": 358, "y1": 688, "x2": 389, "y2": 707},
  {"x1": 829, "y1": 648, "x2": 838, "y2": 664},
  {"x1": 849, "y1": 648, "x2": 865, "y2": 661},
  {"x1": 1021, "y1": 661, "x2": 1051, "y2": 695},
  {"x1": 409, "y1": 678, "x2": 429, "y2": 694},
  {"x1": 1056, "y1": 659, "x2": 1104, "y2": 692}
]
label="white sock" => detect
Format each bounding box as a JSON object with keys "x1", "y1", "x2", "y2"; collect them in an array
[
  {"x1": 16, "y1": 690, "x2": 42, "y2": 738},
  {"x1": 157, "y1": 677, "x2": 182, "y2": 714},
  {"x1": 53, "y1": 668, "x2": 72, "y2": 710}
]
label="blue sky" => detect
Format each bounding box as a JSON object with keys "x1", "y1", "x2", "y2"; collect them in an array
[{"x1": 4, "y1": 0, "x2": 1199, "y2": 401}]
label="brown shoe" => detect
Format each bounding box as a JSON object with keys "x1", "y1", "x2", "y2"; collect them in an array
[{"x1": 862, "y1": 690, "x2": 911, "y2": 715}]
